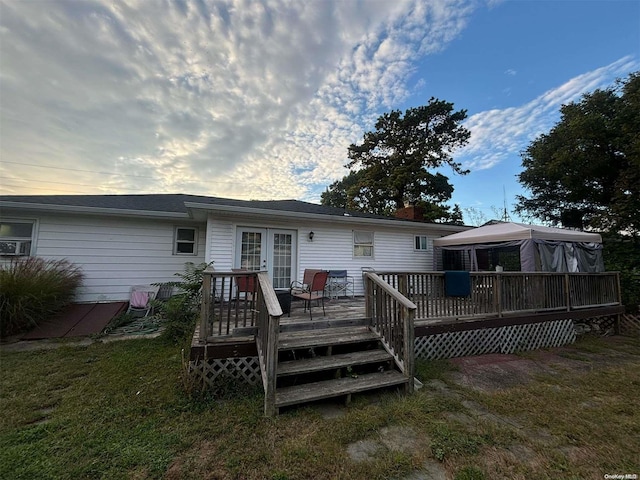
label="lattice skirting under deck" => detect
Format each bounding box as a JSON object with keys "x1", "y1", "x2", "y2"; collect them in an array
[
  {"x1": 414, "y1": 319, "x2": 576, "y2": 360},
  {"x1": 620, "y1": 313, "x2": 640, "y2": 335},
  {"x1": 189, "y1": 356, "x2": 261, "y2": 388},
  {"x1": 190, "y1": 316, "x2": 626, "y2": 383}
]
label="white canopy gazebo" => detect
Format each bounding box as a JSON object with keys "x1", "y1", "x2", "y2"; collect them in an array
[{"x1": 433, "y1": 222, "x2": 604, "y2": 272}]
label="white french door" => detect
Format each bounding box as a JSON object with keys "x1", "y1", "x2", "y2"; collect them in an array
[{"x1": 235, "y1": 228, "x2": 296, "y2": 289}]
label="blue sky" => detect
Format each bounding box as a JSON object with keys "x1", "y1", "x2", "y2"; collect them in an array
[{"x1": 1, "y1": 0, "x2": 638, "y2": 224}]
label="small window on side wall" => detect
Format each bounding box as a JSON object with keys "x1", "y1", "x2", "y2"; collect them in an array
[
  {"x1": 0, "y1": 220, "x2": 35, "y2": 256},
  {"x1": 354, "y1": 231, "x2": 374, "y2": 257},
  {"x1": 174, "y1": 227, "x2": 197, "y2": 255},
  {"x1": 415, "y1": 235, "x2": 431, "y2": 251}
]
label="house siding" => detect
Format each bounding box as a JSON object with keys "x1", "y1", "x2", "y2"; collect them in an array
[
  {"x1": 7, "y1": 213, "x2": 206, "y2": 302},
  {"x1": 297, "y1": 226, "x2": 435, "y2": 296},
  {"x1": 206, "y1": 216, "x2": 235, "y2": 271},
  {"x1": 206, "y1": 216, "x2": 437, "y2": 296},
  {"x1": 1, "y1": 197, "x2": 466, "y2": 307}
]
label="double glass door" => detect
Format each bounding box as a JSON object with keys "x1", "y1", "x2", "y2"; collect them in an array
[{"x1": 235, "y1": 228, "x2": 296, "y2": 289}]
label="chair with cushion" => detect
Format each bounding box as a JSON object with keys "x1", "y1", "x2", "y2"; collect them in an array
[
  {"x1": 127, "y1": 285, "x2": 160, "y2": 317},
  {"x1": 290, "y1": 269, "x2": 321, "y2": 296},
  {"x1": 290, "y1": 270, "x2": 329, "y2": 320}
]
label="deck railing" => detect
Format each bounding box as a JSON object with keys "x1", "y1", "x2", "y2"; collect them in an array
[
  {"x1": 373, "y1": 271, "x2": 621, "y2": 320},
  {"x1": 253, "y1": 272, "x2": 282, "y2": 417},
  {"x1": 364, "y1": 272, "x2": 416, "y2": 393},
  {"x1": 199, "y1": 268, "x2": 282, "y2": 415},
  {"x1": 199, "y1": 269, "x2": 261, "y2": 339}
]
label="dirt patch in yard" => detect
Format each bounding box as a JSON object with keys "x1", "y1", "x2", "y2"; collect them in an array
[{"x1": 448, "y1": 335, "x2": 639, "y2": 393}]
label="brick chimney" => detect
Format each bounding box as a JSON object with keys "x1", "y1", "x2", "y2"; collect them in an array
[{"x1": 395, "y1": 205, "x2": 425, "y2": 221}]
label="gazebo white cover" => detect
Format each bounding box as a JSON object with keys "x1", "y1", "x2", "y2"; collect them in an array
[
  {"x1": 433, "y1": 222, "x2": 603, "y2": 272},
  {"x1": 433, "y1": 222, "x2": 602, "y2": 246}
]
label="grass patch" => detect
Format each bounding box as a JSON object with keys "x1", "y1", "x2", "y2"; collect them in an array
[
  {"x1": 429, "y1": 423, "x2": 484, "y2": 461},
  {"x1": 1, "y1": 335, "x2": 638, "y2": 479},
  {"x1": 570, "y1": 334, "x2": 615, "y2": 354},
  {"x1": 415, "y1": 358, "x2": 458, "y2": 383},
  {"x1": 454, "y1": 466, "x2": 486, "y2": 480}
]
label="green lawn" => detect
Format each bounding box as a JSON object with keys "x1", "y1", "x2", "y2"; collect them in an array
[{"x1": 1, "y1": 335, "x2": 638, "y2": 479}]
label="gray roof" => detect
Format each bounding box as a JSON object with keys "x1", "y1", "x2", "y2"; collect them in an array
[
  {"x1": 0, "y1": 193, "x2": 407, "y2": 222},
  {"x1": 0, "y1": 194, "x2": 471, "y2": 232}
]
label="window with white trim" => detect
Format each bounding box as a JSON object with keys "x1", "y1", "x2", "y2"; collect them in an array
[
  {"x1": 414, "y1": 235, "x2": 431, "y2": 251},
  {"x1": 0, "y1": 220, "x2": 35, "y2": 256},
  {"x1": 353, "y1": 231, "x2": 374, "y2": 257},
  {"x1": 174, "y1": 227, "x2": 198, "y2": 255}
]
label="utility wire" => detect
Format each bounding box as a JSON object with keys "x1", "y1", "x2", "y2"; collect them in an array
[
  {"x1": 1, "y1": 160, "x2": 157, "y2": 179},
  {"x1": 0, "y1": 160, "x2": 241, "y2": 185},
  {"x1": 1, "y1": 183, "x2": 108, "y2": 195},
  {"x1": 2, "y1": 178, "x2": 128, "y2": 189}
]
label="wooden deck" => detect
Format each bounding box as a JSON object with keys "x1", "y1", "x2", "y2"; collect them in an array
[{"x1": 191, "y1": 270, "x2": 623, "y2": 415}]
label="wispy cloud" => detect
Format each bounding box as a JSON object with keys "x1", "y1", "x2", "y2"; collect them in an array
[
  {"x1": 2, "y1": 1, "x2": 636, "y2": 203},
  {"x1": 458, "y1": 56, "x2": 639, "y2": 171},
  {"x1": 0, "y1": 0, "x2": 477, "y2": 201}
]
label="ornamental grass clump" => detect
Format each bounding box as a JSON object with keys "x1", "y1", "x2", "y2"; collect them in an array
[{"x1": 0, "y1": 257, "x2": 83, "y2": 337}]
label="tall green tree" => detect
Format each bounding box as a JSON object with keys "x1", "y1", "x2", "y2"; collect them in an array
[
  {"x1": 321, "y1": 98, "x2": 470, "y2": 222},
  {"x1": 516, "y1": 72, "x2": 640, "y2": 235}
]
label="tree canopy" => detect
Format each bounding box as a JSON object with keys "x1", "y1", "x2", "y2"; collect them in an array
[
  {"x1": 321, "y1": 98, "x2": 470, "y2": 222},
  {"x1": 516, "y1": 72, "x2": 640, "y2": 235}
]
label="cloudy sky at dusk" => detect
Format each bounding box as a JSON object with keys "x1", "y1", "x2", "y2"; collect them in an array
[{"x1": 1, "y1": 0, "x2": 638, "y2": 223}]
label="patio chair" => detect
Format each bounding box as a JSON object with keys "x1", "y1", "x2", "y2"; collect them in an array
[
  {"x1": 155, "y1": 283, "x2": 174, "y2": 302},
  {"x1": 232, "y1": 268, "x2": 257, "y2": 301},
  {"x1": 327, "y1": 270, "x2": 355, "y2": 299},
  {"x1": 290, "y1": 270, "x2": 329, "y2": 320},
  {"x1": 290, "y1": 269, "x2": 322, "y2": 296},
  {"x1": 232, "y1": 269, "x2": 258, "y2": 326},
  {"x1": 126, "y1": 285, "x2": 160, "y2": 317}
]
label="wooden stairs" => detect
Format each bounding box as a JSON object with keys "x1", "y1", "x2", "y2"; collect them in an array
[{"x1": 272, "y1": 321, "x2": 410, "y2": 413}]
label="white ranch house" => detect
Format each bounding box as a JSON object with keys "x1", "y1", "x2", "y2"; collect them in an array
[
  {"x1": 0, "y1": 194, "x2": 468, "y2": 302},
  {"x1": 1, "y1": 194, "x2": 625, "y2": 415}
]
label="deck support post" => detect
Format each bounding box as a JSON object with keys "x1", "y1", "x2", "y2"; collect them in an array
[
  {"x1": 403, "y1": 307, "x2": 415, "y2": 394},
  {"x1": 364, "y1": 274, "x2": 372, "y2": 319},
  {"x1": 615, "y1": 272, "x2": 622, "y2": 335},
  {"x1": 564, "y1": 274, "x2": 571, "y2": 311},
  {"x1": 264, "y1": 315, "x2": 279, "y2": 417},
  {"x1": 398, "y1": 274, "x2": 409, "y2": 298},
  {"x1": 494, "y1": 274, "x2": 502, "y2": 318},
  {"x1": 199, "y1": 269, "x2": 213, "y2": 342}
]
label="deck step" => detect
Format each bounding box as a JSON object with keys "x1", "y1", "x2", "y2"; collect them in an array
[
  {"x1": 277, "y1": 349, "x2": 393, "y2": 377},
  {"x1": 278, "y1": 326, "x2": 379, "y2": 351},
  {"x1": 278, "y1": 326, "x2": 377, "y2": 350},
  {"x1": 275, "y1": 370, "x2": 408, "y2": 408}
]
